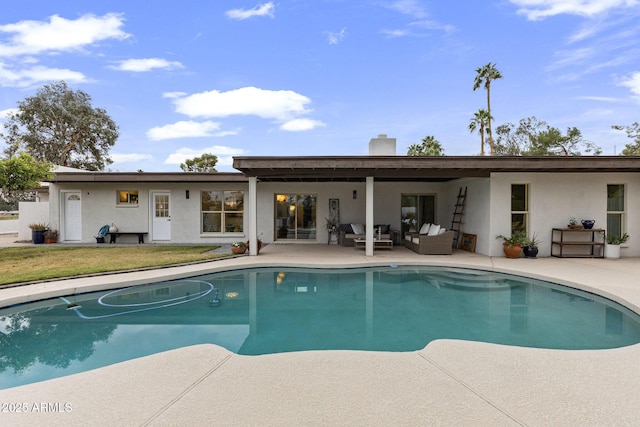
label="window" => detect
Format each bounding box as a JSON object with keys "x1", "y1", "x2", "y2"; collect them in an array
[
  {"x1": 607, "y1": 184, "x2": 625, "y2": 238},
  {"x1": 401, "y1": 194, "x2": 435, "y2": 233},
  {"x1": 201, "y1": 191, "x2": 244, "y2": 233},
  {"x1": 274, "y1": 194, "x2": 317, "y2": 240},
  {"x1": 117, "y1": 190, "x2": 138, "y2": 205},
  {"x1": 511, "y1": 184, "x2": 528, "y2": 234}
]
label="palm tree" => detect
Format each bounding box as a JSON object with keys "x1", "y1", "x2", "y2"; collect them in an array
[
  {"x1": 473, "y1": 63, "x2": 502, "y2": 155},
  {"x1": 468, "y1": 109, "x2": 492, "y2": 156}
]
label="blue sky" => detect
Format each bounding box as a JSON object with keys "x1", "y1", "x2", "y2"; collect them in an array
[{"x1": 1, "y1": 0, "x2": 639, "y2": 172}]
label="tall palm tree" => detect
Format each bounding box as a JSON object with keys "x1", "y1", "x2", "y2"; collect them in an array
[
  {"x1": 468, "y1": 109, "x2": 492, "y2": 156},
  {"x1": 473, "y1": 63, "x2": 502, "y2": 155}
]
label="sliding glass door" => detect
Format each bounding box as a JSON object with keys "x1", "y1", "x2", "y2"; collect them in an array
[
  {"x1": 275, "y1": 194, "x2": 317, "y2": 240},
  {"x1": 401, "y1": 194, "x2": 436, "y2": 234}
]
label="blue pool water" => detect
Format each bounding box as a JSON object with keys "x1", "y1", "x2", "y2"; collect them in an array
[{"x1": 1, "y1": 266, "x2": 640, "y2": 389}]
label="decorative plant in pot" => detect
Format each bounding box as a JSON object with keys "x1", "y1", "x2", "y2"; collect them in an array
[
  {"x1": 605, "y1": 233, "x2": 629, "y2": 259},
  {"x1": 496, "y1": 231, "x2": 528, "y2": 258},
  {"x1": 246, "y1": 237, "x2": 263, "y2": 255},
  {"x1": 523, "y1": 233, "x2": 541, "y2": 258},
  {"x1": 44, "y1": 229, "x2": 58, "y2": 244},
  {"x1": 28, "y1": 223, "x2": 49, "y2": 244},
  {"x1": 567, "y1": 217, "x2": 583, "y2": 229},
  {"x1": 231, "y1": 241, "x2": 247, "y2": 255}
]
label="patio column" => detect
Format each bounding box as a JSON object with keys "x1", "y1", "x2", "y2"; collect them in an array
[
  {"x1": 248, "y1": 177, "x2": 258, "y2": 256},
  {"x1": 366, "y1": 176, "x2": 374, "y2": 256}
]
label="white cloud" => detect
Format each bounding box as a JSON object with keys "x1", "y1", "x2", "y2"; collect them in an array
[
  {"x1": 385, "y1": 0, "x2": 428, "y2": 19},
  {"x1": 164, "y1": 146, "x2": 246, "y2": 167},
  {"x1": 280, "y1": 118, "x2": 326, "y2": 131},
  {"x1": 508, "y1": 0, "x2": 640, "y2": 20},
  {"x1": 576, "y1": 96, "x2": 623, "y2": 102},
  {"x1": 111, "y1": 153, "x2": 154, "y2": 163},
  {"x1": 146, "y1": 120, "x2": 238, "y2": 141},
  {"x1": 172, "y1": 86, "x2": 312, "y2": 122},
  {"x1": 111, "y1": 58, "x2": 184, "y2": 72},
  {"x1": 0, "y1": 108, "x2": 18, "y2": 118},
  {"x1": 0, "y1": 62, "x2": 87, "y2": 87},
  {"x1": 326, "y1": 28, "x2": 347, "y2": 45},
  {"x1": 620, "y1": 71, "x2": 640, "y2": 98},
  {"x1": 0, "y1": 13, "x2": 130, "y2": 57},
  {"x1": 225, "y1": 2, "x2": 275, "y2": 20}
]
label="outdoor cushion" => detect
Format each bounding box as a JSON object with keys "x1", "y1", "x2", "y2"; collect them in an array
[
  {"x1": 419, "y1": 223, "x2": 431, "y2": 234},
  {"x1": 97, "y1": 224, "x2": 110, "y2": 238},
  {"x1": 427, "y1": 224, "x2": 441, "y2": 236},
  {"x1": 339, "y1": 223, "x2": 353, "y2": 234},
  {"x1": 351, "y1": 223, "x2": 364, "y2": 234}
]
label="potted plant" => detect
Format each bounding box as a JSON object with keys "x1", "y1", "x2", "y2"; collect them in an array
[
  {"x1": 523, "y1": 232, "x2": 541, "y2": 258},
  {"x1": 231, "y1": 241, "x2": 247, "y2": 255},
  {"x1": 246, "y1": 238, "x2": 263, "y2": 255},
  {"x1": 568, "y1": 217, "x2": 583, "y2": 229},
  {"x1": 29, "y1": 223, "x2": 49, "y2": 244},
  {"x1": 44, "y1": 229, "x2": 58, "y2": 244},
  {"x1": 496, "y1": 230, "x2": 528, "y2": 258},
  {"x1": 605, "y1": 233, "x2": 629, "y2": 259}
]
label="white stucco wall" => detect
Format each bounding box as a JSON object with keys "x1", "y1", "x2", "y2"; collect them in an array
[
  {"x1": 49, "y1": 182, "x2": 250, "y2": 244},
  {"x1": 490, "y1": 172, "x2": 640, "y2": 257},
  {"x1": 18, "y1": 201, "x2": 49, "y2": 241}
]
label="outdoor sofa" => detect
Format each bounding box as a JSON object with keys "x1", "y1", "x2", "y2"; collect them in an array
[{"x1": 404, "y1": 224, "x2": 454, "y2": 255}]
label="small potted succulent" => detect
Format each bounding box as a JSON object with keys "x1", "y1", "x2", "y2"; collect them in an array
[
  {"x1": 44, "y1": 229, "x2": 58, "y2": 244},
  {"x1": 231, "y1": 241, "x2": 247, "y2": 255},
  {"x1": 523, "y1": 232, "x2": 541, "y2": 258}
]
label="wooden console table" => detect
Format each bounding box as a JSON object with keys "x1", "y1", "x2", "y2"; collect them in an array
[{"x1": 551, "y1": 228, "x2": 605, "y2": 258}]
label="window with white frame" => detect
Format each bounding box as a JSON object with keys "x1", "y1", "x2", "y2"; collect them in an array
[
  {"x1": 117, "y1": 190, "x2": 139, "y2": 205},
  {"x1": 511, "y1": 184, "x2": 528, "y2": 234},
  {"x1": 201, "y1": 191, "x2": 244, "y2": 233},
  {"x1": 607, "y1": 184, "x2": 625, "y2": 238}
]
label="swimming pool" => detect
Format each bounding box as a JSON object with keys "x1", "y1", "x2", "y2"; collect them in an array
[{"x1": 1, "y1": 265, "x2": 639, "y2": 389}]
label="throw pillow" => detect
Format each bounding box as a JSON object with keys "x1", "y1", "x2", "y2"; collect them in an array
[
  {"x1": 351, "y1": 223, "x2": 364, "y2": 235},
  {"x1": 339, "y1": 224, "x2": 353, "y2": 233},
  {"x1": 419, "y1": 223, "x2": 431, "y2": 234},
  {"x1": 427, "y1": 224, "x2": 441, "y2": 236}
]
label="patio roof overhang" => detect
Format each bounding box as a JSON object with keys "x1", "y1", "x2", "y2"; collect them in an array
[
  {"x1": 48, "y1": 172, "x2": 248, "y2": 183},
  {"x1": 232, "y1": 155, "x2": 640, "y2": 182}
]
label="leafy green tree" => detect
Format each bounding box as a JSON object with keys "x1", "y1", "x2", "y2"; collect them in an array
[
  {"x1": 407, "y1": 135, "x2": 445, "y2": 156},
  {"x1": 0, "y1": 153, "x2": 52, "y2": 202},
  {"x1": 180, "y1": 153, "x2": 219, "y2": 172},
  {"x1": 473, "y1": 63, "x2": 502, "y2": 156},
  {"x1": 1, "y1": 81, "x2": 118, "y2": 171},
  {"x1": 612, "y1": 123, "x2": 640, "y2": 155},
  {"x1": 494, "y1": 116, "x2": 601, "y2": 156},
  {"x1": 468, "y1": 109, "x2": 492, "y2": 156}
]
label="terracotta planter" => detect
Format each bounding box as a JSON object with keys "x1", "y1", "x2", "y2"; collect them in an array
[
  {"x1": 503, "y1": 243, "x2": 523, "y2": 259},
  {"x1": 45, "y1": 237, "x2": 57, "y2": 244},
  {"x1": 231, "y1": 246, "x2": 246, "y2": 255}
]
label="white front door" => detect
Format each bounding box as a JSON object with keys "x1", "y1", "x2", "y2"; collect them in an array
[
  {"x1": 63, "y1": 192, "x2": 82, "y2": 241},
  {"x1": 151, "y1": 192, "x2": 171, "y2": 241}
]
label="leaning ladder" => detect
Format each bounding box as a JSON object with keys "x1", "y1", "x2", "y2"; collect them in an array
[{"x1": 451, "y1": 186, "x2": 467, "y2": 248}]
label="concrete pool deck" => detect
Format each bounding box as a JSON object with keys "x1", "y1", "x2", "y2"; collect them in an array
[{"x1": 1, "y1": 238, "x2": 639, "y2": 426}]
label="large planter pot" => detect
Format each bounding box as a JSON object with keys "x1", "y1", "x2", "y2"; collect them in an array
[
  {"x1": 605, "y1": 243, "x2": 620, "y2": 259},
  {"x1": 503, "y1": 243, "x2": 523, "y2": 259},
  {"x1": 31, "y1": 229, "x2": 46, "y2": 244}
]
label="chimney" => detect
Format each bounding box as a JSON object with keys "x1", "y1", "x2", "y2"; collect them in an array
[{"x1": 368, "y1": 134, "x2": 396, "y2": 155}]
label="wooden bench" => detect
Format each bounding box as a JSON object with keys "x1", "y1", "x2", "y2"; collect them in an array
[{"x1": 106, "y1": 232, "x2": 148, "y2": 244}]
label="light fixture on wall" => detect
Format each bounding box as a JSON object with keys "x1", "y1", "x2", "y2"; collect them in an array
[
  {"x1": 353, "y1": 190, "x2": 357, "y2": 199},
  {"x1": 185, "y1": 190, "x2": 190, "y2": 199}
]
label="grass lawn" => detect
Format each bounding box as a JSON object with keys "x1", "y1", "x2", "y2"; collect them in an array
[{"x1": 0, "y1": 246, "x2": 228, "y2": 286}]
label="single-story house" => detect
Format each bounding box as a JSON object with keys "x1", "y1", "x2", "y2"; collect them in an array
[{"x1": 45, "y1": 135, "x2": 640, "y2": 258}]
